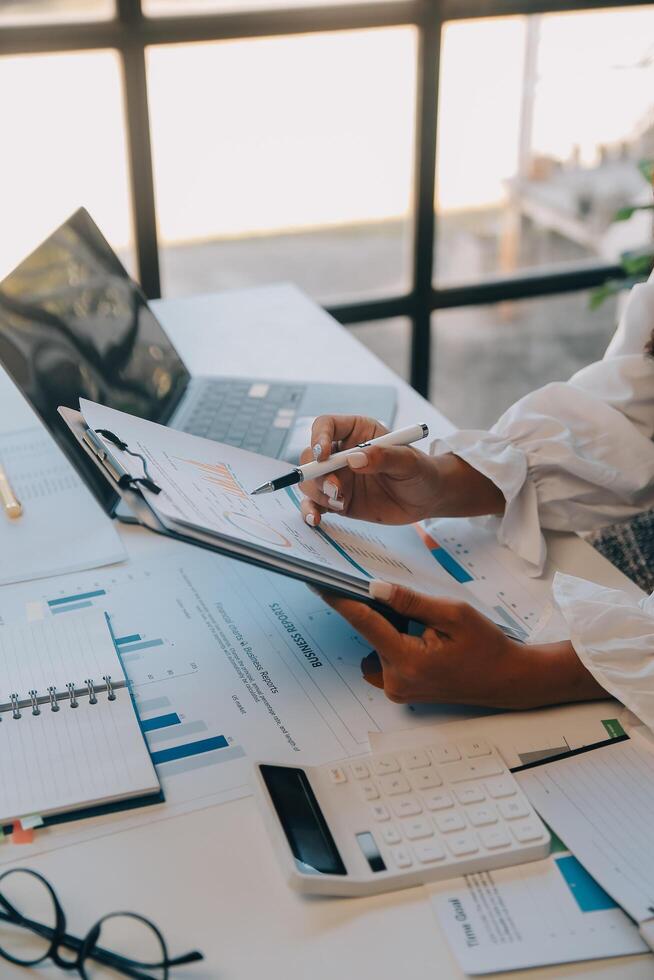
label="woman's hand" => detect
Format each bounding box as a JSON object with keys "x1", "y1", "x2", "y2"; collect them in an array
[
  {"x1": 298, "y1": 415, "x2": 441, "y2": 527},
  {"x1": 319, "y1": 581, "x2": 607, "y2": 709},
  {"x1": 299, "y1": 415, "x2": 505, "y2": 528}
]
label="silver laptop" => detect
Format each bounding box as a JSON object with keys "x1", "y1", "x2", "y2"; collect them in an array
[{"x1": 0, "y1": 209, "x2": 396, "y2": 517}]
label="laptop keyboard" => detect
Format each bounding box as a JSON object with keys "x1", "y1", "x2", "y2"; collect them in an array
[{"x1": 181, "y1": 379, "x2": 306, "y2": 459}]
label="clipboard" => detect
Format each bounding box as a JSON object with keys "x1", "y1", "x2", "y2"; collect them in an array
[{"x1": 57, "y1": 407, "x2": 381, "y2": 604}]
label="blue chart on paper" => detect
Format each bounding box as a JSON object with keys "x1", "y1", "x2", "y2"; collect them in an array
[{"x1": 555, "y1": 855, "x2": 617, "y2": 913}]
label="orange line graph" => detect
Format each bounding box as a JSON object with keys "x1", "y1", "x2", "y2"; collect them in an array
[{"x1": 178, "y1": 458, "x2": 247, "y2": 499}]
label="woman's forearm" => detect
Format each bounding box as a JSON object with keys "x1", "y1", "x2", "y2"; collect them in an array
[
  {"x1": 523, "y1": 640, "x2": 608, "y2": 706},
  {"x1": 426, "y1": 453, "x2": 506, "y2": 519}
]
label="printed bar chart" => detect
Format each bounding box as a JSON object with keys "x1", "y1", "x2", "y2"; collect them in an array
[
  {"x1": 48, "y1": 589, "x2": 107, "y2": 607},
  {"x1": 414, "y1": 526, "x2": 473, "y2": 583},
  {"x1": 151, "y1": 734, "x2": 229, "y2": 766},
  {"x1": 114, "y1": 633, "x2": 141, "y2": 646},
  {"x1": 141, "y1": 712, "x2": 182, "y2": 733},
  {"x1": 555, "y1": 855, "x2": 617, "y2": 913},
  {"x1": 118, "y1": 638, "x2": 165, "y2": 654}
]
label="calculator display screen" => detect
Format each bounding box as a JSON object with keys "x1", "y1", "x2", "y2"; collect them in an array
[{"x1": 260, "y1": 765, "x2": 347, "y2": 876}]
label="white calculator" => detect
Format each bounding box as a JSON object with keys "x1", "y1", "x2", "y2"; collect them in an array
[{"x1": 254, "y1": 736, "x2": 550, "y2": 896}]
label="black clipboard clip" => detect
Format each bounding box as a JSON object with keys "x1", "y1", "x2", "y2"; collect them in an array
[{"x1": 82, "y1": 427, "x2": 161, "y2": 495}]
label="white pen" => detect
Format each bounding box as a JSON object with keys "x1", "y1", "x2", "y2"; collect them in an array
[{"x1": 251, "y1": 423, "x2": 429, "y2": 495}]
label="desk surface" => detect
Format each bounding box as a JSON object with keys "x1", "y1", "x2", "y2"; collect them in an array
[{"x1": 0, "y1": 283, "x2": 650, "y2": 979}]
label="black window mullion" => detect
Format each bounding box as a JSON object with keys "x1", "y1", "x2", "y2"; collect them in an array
[
  {"x1": 117, "y1": 0, "x2": 161, "y2": 299},
  {"x1": 409, "y1": 8, "x2": 442, "y2": 398}
]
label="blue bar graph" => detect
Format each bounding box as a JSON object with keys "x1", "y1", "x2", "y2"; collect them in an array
[
  {"x1": 151, "y1": 735, "x2": 229, "y2": 766},
  {"x1": 118, "y1": 638, "x2": 164, "y2": 654},
  {"x1": 430, "y1": 547, "x2": 473, "y2": 583},
  {"x1": 115, "y1": 634, "x2": 141, "y2": 646},
  {"x1": 51, "y1": 601, "x2": 94, "y2": 614},
  {"x1": 141, "y1": 712, "x2": 181, "y2": 733},
  {"x1": 555, "y1": 856, "x2": 617, "y2": 912},
  {"x1": 48, "y1": 589, "x2": 107, "y2": 607}
]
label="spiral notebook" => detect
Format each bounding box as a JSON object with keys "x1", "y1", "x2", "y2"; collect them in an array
[{"x1": 0, "y1": 611, "x2": 160, "y2": 825}]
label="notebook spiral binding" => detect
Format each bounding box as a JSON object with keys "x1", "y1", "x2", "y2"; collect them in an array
[{"x1": 0, "y1": 675, "x2": 124, "y2": 721}]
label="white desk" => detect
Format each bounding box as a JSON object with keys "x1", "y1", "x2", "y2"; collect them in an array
[{"x1": 0, "y1": 284, "x2": 650, "y2": 979}]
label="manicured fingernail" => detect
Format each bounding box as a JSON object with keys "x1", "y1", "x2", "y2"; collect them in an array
[
  {"x1": 324, "y1": 480, "x2": 339, "y2": 500},
  {"x1": 347, "y1": 451, "x2": 368, "y2": 470},
  {"x1": 305, "y1": 512, "x2": 316, "y2": 527},
  {"x1": 370, "y1": 579, "x2": 393, "y2": 601},
  {"x1": 312, "y1": 443, "x2": 322, "y2": 460},
  {"x1": 327, "y1": 498, "x2": 344, "y2": 511}
]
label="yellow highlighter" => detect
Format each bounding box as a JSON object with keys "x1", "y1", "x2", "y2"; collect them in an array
[{"x1": 0, "y1": 463, "x2": 22, "y2": 519}]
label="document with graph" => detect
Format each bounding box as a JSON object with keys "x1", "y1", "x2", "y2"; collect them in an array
[
  {"x1": 0, "y1": 611, "x2": 160, "y2": 824},
  {"x1": 61, "y1": 399, "x2": 510, "y2": 622}
]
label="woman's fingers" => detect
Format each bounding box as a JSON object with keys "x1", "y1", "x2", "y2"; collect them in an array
[
  {"x1": 310, "y1": 415, "x2": 387, "y2": 461},
  {"x1": 318, "y1": 590, "x2": 426, "y2": 678},
  {"x1": 300, "y1": 497, "x2": 326, "y2": 527},
  {"x1": 346, "y1": 445, "x2": 423, "y2": 479},
  {"x1": 369, "y1": 580, "x2": 468, "y2": 631}
]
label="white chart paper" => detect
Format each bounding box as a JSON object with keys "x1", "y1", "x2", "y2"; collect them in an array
[
  {"x1": 0, "y1": 427, "x2": 125, "y2": 585},
  {"x1": 428, "y1": 849, "x2": 646, "y2": 974},
  {"x1": 0, "y1": 542, "x2": 451, "y2": 862}
]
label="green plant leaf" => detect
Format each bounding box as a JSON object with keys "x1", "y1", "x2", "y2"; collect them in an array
[
  {"x1": 613, "y1": 203, "x2": 654, "y2": 222},
  {"x1": 589, "y1": 275, "x2": 649, "y2": 310},
  {"x1": 638, "y1": 159, "x2": 654, "y2": 184},
  {"x1": 620, "y1": 251, "x2": 654, "y2": 277}
]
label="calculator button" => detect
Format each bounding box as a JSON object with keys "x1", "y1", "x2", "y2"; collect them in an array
[
  {"x1": 498, "y1": 798, "x2": 530, "y2": 821},
  {"x1": 372, "y1": 755, "x2": 401, "y2": 776},
  {"x1": 480, "y1": 826, "x2": 511, "y2": 849},
  {"x1": 430, "y1": 744, "x2": 461, "y2": 764},
  {"x1": 467, "y1": 805, "x2": 498, "y2": 827},
  {"x1": 350, "y1": 762, "x2": 370, "y2": 780},
  {"x1": 434, "y1": 811, "x2": 466, "y2": 834},
  {"x1": 381, "y1": 825, "x2": 402, "y2": 846},
  {"x1": 400, "y1": 750, "x2": 430, "y2": 770},
  {"x1": 359, "y1": 782, "x2": 380, "y2": 802},
  {"x1": 370, "y1": 803, "x2": 391, "y2": 822},
  {"x1": 461, "y1": 738, "x2": 492, "y2": 758},
  {"x1": 511, "y1": 820, "x2": 545, "y2": 844},
  {"x1": 409, "y1": 770, "x2": 442, "y2": 792},
  {"x1": 447, "y1": 833, "x2": 479, "y2": 857},
  {"x1": 379, "y1": 773, "x2": 411, "y2": 796},
  {"x1": 424, "y1": 790, "x2": 454, "y2": 811},
  {"x1": 392, "y1": 797, "x2": 423, "y2": 818},
  {"x1": 444, "y1": 758, "x2": 503, "y2": 783},
  {"x1": 403, "y1": 817, "x2": 434, "y2": 841},
  {"x1": 485, "y1": 776, "x2": 517, "y2": 799},
  {"x1": 454, "y1": 784, "x2": 485, "y2": 805},
  {"x1": 414, "y1": 841, "x2": 446, "y2": 864},
  {"x1": 391, "y1": 847, "x2": 413, "y2": 869},
  {"x1": 328, "y1": 766, "x2": 348, "y2": 784}
]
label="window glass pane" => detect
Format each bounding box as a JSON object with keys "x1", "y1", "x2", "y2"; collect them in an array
[
  {"x1": 0, "y1": 51, "x2": 134, "y2": 281},
  {"x1": 431, "y1": 290, "x2": 620, "y2": 429},
  {"x1": 435, "y1": 8, "x2": 654, "y2": 287},
  {"x1": 145, "y1": 0, "x2": 397, "y2": 15},
  {"x1": 147, "y1": 29, "x2": 415, "y2": 304},
  {"x1": 350, "y1": 317, "x2": 411, "y2": 382},
  {"x1": 0, "y1": 0, "x2": 113, "y2": 24}
]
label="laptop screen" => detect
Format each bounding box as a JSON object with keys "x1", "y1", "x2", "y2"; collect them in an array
[{"x1": 0, "y1": 208, "x2": 190, "y2": 510}]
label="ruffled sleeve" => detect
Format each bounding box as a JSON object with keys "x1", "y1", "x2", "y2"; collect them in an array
[
  {"x1": 431, "y1": 274, "x2": 654, "y2": 575},
  {"x1": 552, "y1": 572, "x2": 654, "y2": 733}
]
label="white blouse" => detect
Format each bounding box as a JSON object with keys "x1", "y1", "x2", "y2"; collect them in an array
[{"x1": 432, "y1": 271, "x2": 654, "y2": 731}]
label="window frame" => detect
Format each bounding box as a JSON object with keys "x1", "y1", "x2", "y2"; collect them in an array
[{"x1": 2, "y1": 0, "x2": 649, "y2": 396}]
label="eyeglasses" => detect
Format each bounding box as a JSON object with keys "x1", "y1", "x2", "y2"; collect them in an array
[{"x1": 0, "y1": 867, "x2": 204, "y2": 978}]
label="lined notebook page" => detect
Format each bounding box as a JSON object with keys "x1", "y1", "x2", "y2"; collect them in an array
[
  {"x1": 517, "y1": 736, "x2": 654, "y2": 923},
  {"x1": 0, "y1": 613, "x2": 159, "y2": 823},
  {"x1": 0, "y1": 613, "x2": 123, "y2": 704}
]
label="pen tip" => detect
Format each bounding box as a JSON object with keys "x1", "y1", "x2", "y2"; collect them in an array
[{"x1": 251, "y1": 484, "x2": 269, "y2": 496}]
